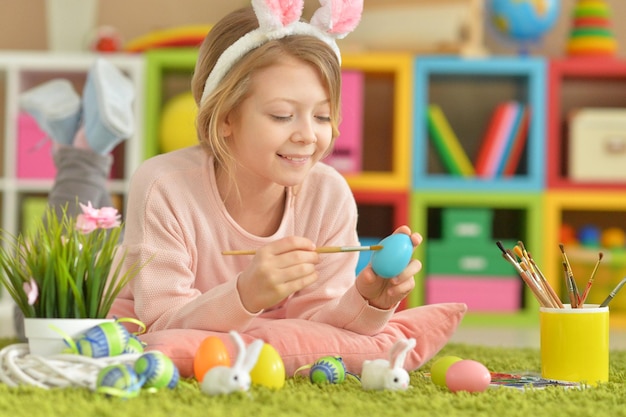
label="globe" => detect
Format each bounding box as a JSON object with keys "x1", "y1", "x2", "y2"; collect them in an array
[{"x1": 487, "y1": 0, "x2": 560, "y2": 47}]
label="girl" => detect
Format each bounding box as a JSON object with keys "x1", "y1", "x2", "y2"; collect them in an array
[{"x1": 109, "y1": 1, "x2": 466, "y2": 378}]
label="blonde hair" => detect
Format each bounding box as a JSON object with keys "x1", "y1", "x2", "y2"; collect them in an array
[{"x1": 190, "y1": 6, "x2": 342, "y2": 180}]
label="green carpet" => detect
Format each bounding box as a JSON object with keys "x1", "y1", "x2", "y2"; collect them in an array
[{"x1": 1, "y1": 341, "x2": 626, "y2": 417}]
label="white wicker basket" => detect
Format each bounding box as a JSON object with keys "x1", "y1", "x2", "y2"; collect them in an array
[{"x1": 0, "y1": 343, "x2": 140, "y2": 390}]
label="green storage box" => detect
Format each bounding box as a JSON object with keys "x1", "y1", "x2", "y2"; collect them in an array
[
  {"x1": 426, "y1": 239, "x2": 517, "y2": 276},
  {"x1": 442, "y1": 207, "x2": 493, "y2": 242}
]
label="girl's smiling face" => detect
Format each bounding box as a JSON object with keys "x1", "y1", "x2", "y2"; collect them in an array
[{"x1": 222, "y1": 56, "x2": 333, "y2": 191}]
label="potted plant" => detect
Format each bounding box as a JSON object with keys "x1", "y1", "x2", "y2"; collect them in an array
[{"x1": 0, "y1": 201, "x2": 143, "y2": 355}]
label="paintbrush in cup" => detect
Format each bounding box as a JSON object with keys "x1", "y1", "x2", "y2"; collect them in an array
[{"x1": 578, "y1": 252, "x2": 603, "y2": 308}]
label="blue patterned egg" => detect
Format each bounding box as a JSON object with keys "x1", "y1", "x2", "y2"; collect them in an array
[
  {"x1": 96, "y1": 364, "x2": 142, "y2": 398},
  {"x1": 134, "y1": 351, "x2": 180, "y2": 389},
  {"x1": 310, "y1": 356, "x2": 346, "y2": 384},
  {"x1": 123, "y1": 334, "x2": 146, "y2": 354},
  {"x1": 76, "y1": 321, "x2": 130, "y2": 358}
]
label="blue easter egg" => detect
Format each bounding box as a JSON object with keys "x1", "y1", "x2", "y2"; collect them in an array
[
  {"x1": 134, "y1": 351, "x2": 180, "y2": 389},
  {"x1": 370, "y1": 234, "x2": 413, "y2": 278},
  {"x1": 96, "y1": 363, "x2": 142, "y2": 398},
  {"x1": 76, "y1": 321, "x2": 130, "y2": 358},
  {"x1": 310, "y1": 356, "x2": 346, "y2": 384},
  {"x1": 124, "y1": 334, "x2": 146, "y2": 354}
]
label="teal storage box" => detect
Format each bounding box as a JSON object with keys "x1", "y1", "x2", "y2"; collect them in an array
[
  {"x1": 442, "y1": 207, "x2": 493, "y2": 241},
  {"x1": 426, "y1": 239, "x2": 517, "y2": 275}
]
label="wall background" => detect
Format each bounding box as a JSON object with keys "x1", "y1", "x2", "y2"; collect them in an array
[{"x1": 1, "y1": 0, "x2": 625, "y2": 58}]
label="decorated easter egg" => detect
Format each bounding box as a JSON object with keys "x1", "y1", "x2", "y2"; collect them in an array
[
  {"x1": 96, "y1": 363, "x2": 142, "y2": 398},
  {"x1": 194, "y1": 336, "x2": 231, "y2": 382},
  {"x1": 310, "y1": 356, "x2": 346, "y2": 384},
  {"x1": 76, "y1": 321, "x2": 131, "y2": 358},
  {"x1": 430, "y1": 355, "x2": 463, "y2": 388},
  {"x1": 134, "y1": 351, "x2": 180, "y2": 389},
  {"x1": 370, "y1": 234, "x2": 414, "y2": 278},
  {"x1": 123, "y1": 333, "x2": 145, "y2": 354},
  {"x1": 249, "y1": 343, "x2": 285, "y2": 389},
  {"x1": 445, "y1": 359, "x2": 491, "y2": 393}
]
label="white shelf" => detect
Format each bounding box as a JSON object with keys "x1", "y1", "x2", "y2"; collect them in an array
[{"x1": 0, "y1": 52, "x2": 146, "y2": 333}]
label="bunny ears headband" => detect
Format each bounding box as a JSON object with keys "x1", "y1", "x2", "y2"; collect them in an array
[{"x1": 200, "y1": 0, "x2": 363, "y2": 105}]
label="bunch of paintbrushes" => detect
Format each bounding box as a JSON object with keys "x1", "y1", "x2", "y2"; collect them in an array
[
  {"x1": 497, "y1": 241, "x2": 563, "y2": 308},
  {"x1": 497, "y1": 241, "x2": 604, "y2": 309}
]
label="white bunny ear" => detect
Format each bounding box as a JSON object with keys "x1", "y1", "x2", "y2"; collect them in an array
[
  {"x1": 390, "y1": 338, "x2": 416, "y2": 370},
  {"x1": 229, "y1": 331, "x2": 247, "y2": 369},
  {"x1": 242, "y1": 339, "x2": 265, "y2": 373},
  {"x1": 310, "y1": 0, "x2": 363, "y2": 39}
]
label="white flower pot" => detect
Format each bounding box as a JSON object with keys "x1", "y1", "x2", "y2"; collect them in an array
[{"x1": 24, "y1": 318, "x2": 113, "y2": 356}]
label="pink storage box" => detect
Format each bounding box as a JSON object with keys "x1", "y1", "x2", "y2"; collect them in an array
[
  {"x1": 426, "y1": 275, "x2": 522, "y2": 312},
  {"x1": 323, "y1": 70, "x2": 363, "y2": 173},
  {"x1": 17, "y1": 112, "x2": 57, "y2": 179}
]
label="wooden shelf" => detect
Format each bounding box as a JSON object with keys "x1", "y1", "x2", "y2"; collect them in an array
[
  {"x1": 547, "y1": 57, "x2": 626, "y2": 190},
  {"x1": 0, "y1": 52, "x2": 144, "y2": 240}
]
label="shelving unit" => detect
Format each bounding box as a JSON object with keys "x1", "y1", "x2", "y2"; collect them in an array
[
  {"x1": 543, "y1": 191, "x2": 626, "y2": 327},
  {"x1": 408, "y1": 56, "x2": 548, "y2": 325},
  {"x1": 0, "y1": 52, "x2": 145, "y2": 335},
  {"x1": 144, "y1": 48, "x2": 198, "y2": 160},
  {"x1": 0, "y1": 52, "x2": 145, "y2": 239},
  {"x1": 340, "y1": 53, "x2": 413, "y2": 192},
  {"x1": 412, "y1": 56, "x2": 546, "y2": 191},
  {"x1": 547, "y1": 58, "x2": 626, "y2": 190},
  {"x1": 543, "y1": 57, "x2": 626, "y2": 327},
  {"x1": 410, "y1": 191, "x2": 543, "y2": 326}
]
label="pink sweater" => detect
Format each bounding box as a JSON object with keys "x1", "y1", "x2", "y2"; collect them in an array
[{"x1": 111, "y1": 146, "x2": 395, "y2": 335}]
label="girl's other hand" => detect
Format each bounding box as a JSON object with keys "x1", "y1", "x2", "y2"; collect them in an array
[
  {"x1": 356, "y1": 226, "x2": 423, "y2": 310},
  {"x1": 237, "y1": 236, "x2": 320, "y2": 313}
]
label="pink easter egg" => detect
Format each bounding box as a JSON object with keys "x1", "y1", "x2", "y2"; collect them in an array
[{"x1": 445, "y1": 359, "x2": 491, "y2": 393}]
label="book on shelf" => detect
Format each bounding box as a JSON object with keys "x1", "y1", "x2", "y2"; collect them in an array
[
  {"x1": 495, "y1": 102, "x2": 525, "y2": 176},
  {"x1": 426, "y1": 104, "x2": 475, "y2": 177},
  {"x1": 475, "y1": 101, "x2": 528, "y2": 178},
  {"x1": 502, "y1": 106, "x2": 530, "y2": 177}
]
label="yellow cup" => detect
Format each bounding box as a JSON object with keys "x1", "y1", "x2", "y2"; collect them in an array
[{"x1": 540, "y1": 304, "x2": 609, "y2": 386}]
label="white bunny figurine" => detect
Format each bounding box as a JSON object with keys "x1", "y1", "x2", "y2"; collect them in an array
[
  {"x1": 360, "y1": 337, "x2": 417, "y2": 391},
  {"x1": 200, "y1": 330, "x2": 264, "y2": 396}
]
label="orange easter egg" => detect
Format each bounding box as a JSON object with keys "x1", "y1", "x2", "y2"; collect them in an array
[
  {"x1": 249, "y1": 343, "x2": 285, "y2": 389},
  {"x1": 193, "y1": 336, "x2": 231, "y2": 382}
]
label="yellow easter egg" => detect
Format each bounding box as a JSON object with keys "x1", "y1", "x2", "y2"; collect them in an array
[
  {"x1": 249, "y1": 343, "x2": 285, "y2": 389},
  {"x1": 193, "y1": 336, "x2": 231, "y2": 382}
]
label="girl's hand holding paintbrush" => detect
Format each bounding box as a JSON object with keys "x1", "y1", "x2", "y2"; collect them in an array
[
  {"x1": 235, "y1": 236, "x2": 324, "y2": 313},
  {"x1": 231, "y1": 227, "x2": 422, "y2": 313}
]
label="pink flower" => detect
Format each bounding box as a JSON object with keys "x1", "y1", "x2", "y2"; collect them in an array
[
  {"x1": 76, "y1": 201, "x2": 121, "y2": 234},
  {"x1": 23, "y1": 278, "x2": 38, "y2": 305}
]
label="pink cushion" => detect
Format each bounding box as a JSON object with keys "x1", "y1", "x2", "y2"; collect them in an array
[{"x1": 138, "y1": 303, "x2": 467, "y2": 378}]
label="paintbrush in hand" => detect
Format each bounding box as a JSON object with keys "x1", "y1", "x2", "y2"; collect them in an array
[{"x1": 222, "y1": 245, "x2": 383, "y2": 255}]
